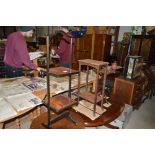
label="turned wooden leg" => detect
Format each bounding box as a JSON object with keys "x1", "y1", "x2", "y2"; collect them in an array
[
  {"x1": 37, "y1": 106, "x2": 41, "y2": 117},
  {"x1": 0, "y1": 123, "x2": 4, "y2": 129},
  {"x1": 16, "y1": 118, "x2": 21, "y2": 129}
]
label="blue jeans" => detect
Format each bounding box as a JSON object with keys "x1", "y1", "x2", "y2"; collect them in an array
[
  {"x1": 61, "y1": 64, "x2": 70, "y2": 68},
  {"x1": 5, "y1": 64, "x2": 23, "y2": 78}
]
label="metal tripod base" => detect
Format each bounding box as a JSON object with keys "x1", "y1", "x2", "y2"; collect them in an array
[
  {"x1": 67, "y1": 114, "x2": 77, "y2": 125},
  {"x1": 42, "y1": 123, "x2": 51, "y2": 129}
]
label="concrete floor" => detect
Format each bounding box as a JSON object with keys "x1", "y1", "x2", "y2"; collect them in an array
[
  {"x1": 125, "y1": 95, "x2": 155, "y2": 129},
  {"x1": 87, "y1": 95, "x2": 155, "y2": 129}
]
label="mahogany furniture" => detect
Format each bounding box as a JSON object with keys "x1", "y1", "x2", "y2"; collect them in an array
[
  {"x1": 30, "y1": 110, "x2": 85, "y2": 129},
  {"x1": 30, "y1": 94, "x2": 125, "y2": 129},
  {"x1": 117, "y1": 42, "x2": 129, "y2": 66},
  {"x1": 130, "y1": 35, "x2": 155, "y2": 65},
  {"x1": 42, "y1": 36, "x2": 80, "y2": 128},
  {"x1": 78, "y1": 93, "x2": 125, "y2": 128},
  {"x1": 73, "y1": 34, "x2": 111, "y2": 70},
  {"x1": 78, "y1": 59, "x2": 109, "y2": 116},
  {"x1": 113, "y1": 76, "x2": 145, "y2": 109},
  {"x1": 93, "y1": 34, "x2": 112, "y2": 61},
  {"x1": 0, "y1": 71, "x2": 95, "y2": 129},
  {"x1": 43, "y1": 66, "x2": 79, "y2": 128},
  {"x1": 141, "y1": 64, "x2": 155, "y2": 101}
]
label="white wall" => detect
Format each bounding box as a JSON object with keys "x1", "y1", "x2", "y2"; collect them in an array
[
  {"x1": 118, "y1": 26, "x2": 132, "y2": 41},
  {"x1": 36, "y1": 26, "x2": 59, "y2": 37}
]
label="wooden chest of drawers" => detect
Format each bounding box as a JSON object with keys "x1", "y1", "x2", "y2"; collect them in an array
[{"x1": 113, "y1": 76, "x2": 144, "y2": 108}]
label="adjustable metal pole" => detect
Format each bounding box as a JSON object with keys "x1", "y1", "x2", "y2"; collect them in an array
[
  {"x1": 68, "y1": 38, "x2": 73, "y2": 97},
  {"x1": 46, "y1": 35, "x2": 51, "y2": 128},
  {"x1": 69, "y1": 38, "x2": 73, "y2": 69}
]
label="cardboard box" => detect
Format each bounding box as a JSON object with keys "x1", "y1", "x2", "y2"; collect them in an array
[{"x1": 110, "y1": 104, "x2": 133, "y2": 129}]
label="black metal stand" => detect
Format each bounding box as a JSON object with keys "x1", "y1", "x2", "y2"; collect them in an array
[
  {"x1": 42, "y1": 34, "x2": 78, "y2": 129},
  {"x1": 42, "y1": 35, "x2": 51, "y2": 129}
]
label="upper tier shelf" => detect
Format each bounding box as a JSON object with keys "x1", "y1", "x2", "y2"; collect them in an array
[
  {"x1": 78, "y1": 59, "x2": 109, "y2": 68},
  {"x1": 48, "y1": 67, "x2": 79, "y2": 77}
]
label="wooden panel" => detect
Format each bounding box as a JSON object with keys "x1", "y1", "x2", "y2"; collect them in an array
[
  {"x1": 149, "y1": 39, "x2": 155, "y2": 64},
  {"x1": 130, "y1": 35, "x2": 155, "y2": 65},
  {"x1": 93, "y1": 34, "x2": 111, "y2": 61},
  {"x1": 113, "y1": 76, "x2": 144, "y2": 108},
  {"x1": 93, "y1": 34, "x2": 104, "y2": 61},
  {"x1": 131, "y1": 38, "x2": 141, "y2": 55},
  {"x1": 118, "y1": 44, "x2": 128, "y2": 66},
  {"x1": 80, "y1": 92, "x2": 102, "y2": 103},
  {"x1": 113, "y1": 77, "x2": 135, "y2": 105},
  {"x1": 103, "y1": 35, "x2": 112, "y2": 61},
  {"x1": 141, "y1": 39, "x2": 151, "y2": 61},
  {"x1": 76, "y1": 34, "x2": 92, "y2": 60}
]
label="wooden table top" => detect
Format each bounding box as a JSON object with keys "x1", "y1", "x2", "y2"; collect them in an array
[
  {"x1": 30, "y1": 110, "x2": 85, "y2": 129},
  {"x1": 30, "y1": 94, "x2": 125, "y2": 129},
  {"x1": 78, "y1": 94, "x2": 125, "y2": 127},
  {"x1": 0, "y1": 74, "x2": 95, "y2": 124}
]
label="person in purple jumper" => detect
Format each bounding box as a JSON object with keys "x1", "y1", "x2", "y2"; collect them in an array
[
  {"x1": 4, "y1": 26, "x2": 44, "y2": 78},
  {"x1": 52, "y1": 26, "x2": 76, "y2": 68}
]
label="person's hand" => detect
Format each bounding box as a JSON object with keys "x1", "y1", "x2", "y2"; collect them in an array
[
  {"x1": 37, "y1": 67, "x2": 46, "y2": 72},
  {"x1": 51, "y1": 49, "x2": 56, "y2": 55},
  {"x1": 37, "y1": 67, "x2": 46, "y2": 78}
]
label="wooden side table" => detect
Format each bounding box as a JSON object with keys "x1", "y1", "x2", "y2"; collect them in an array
[{"x1": 78, "y1": 59, "x2": 109, "y2": 116}]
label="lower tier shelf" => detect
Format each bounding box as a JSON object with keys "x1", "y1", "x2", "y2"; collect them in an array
[
  {"x1": 79, "y1": 92, "x2": 103, "y2": 104},
  {"x1": 44, "y1": 95, "x2": 77, "y2": 113}
]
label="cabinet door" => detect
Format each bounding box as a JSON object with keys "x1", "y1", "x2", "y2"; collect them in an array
[
  {"x1": 130, "y1": 35, "x2": 153, "y2": 63},
  {"x1": 149, "y1": 39, "x2": 155, "y2": 64},
  {"x1": 118, "y1": 44, "x2": 128, "y2": 66},
  {"x1": 141, "y1": 39, "x2": 151, "y2": 61},
  {"x1": 76, "y1": 34, "x2": 92, "y2": 60},
  {"x1": 93, "y1": 34, "x2": 111, "y2": 61},
  {"x1": 131, "y1": 38, "x2": 141, "y2": 55}
]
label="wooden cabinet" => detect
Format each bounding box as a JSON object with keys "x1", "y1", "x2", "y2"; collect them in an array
[
  {"x1": 130, "y1": 35, "x2": 155, "y2": 65},
  {"x1": 72, "y1": 34, "x2": 92, "y2": 69},
  {"x1": 117, "y1": 43, "x2": 129, "y2": 66},
  {"x1": 113, "y1": 76, "x2": 144, "y2": 108},
  {"x1": 76, "y1": 34, "x2": 92, "y2": 60},
  {"x1": 75, "y1": 34, "x2": 111, "y2": 61},
  {"x1": 93, "y1": 34, "x2": 112, "y2": 61},
  {"x1": 72, "y1": 34, "x2": 111, "y2": 70}
]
